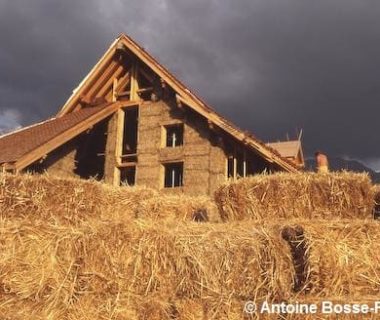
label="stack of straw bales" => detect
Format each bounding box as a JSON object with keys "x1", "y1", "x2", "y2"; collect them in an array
[
  {"x1": 1, "y1": 171, "x2": 379, "y2": 319},
  {"x1": 215, "y1": 172, "x2": 374, "y2": 221},
  {"x1": 0, "y1": 218, "x2": 293, "y2": 319},
  {"x1": 0, "y1": 174, "x2": 218, "y2": 223}
]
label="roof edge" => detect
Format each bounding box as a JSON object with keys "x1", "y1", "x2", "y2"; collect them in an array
[{"x1": 14, "y1": 102, "x2": 128, "y2": 170}]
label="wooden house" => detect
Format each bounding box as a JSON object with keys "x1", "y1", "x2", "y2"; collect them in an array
[
  {"x1": 267, "y1": 140, "x2": 305, "y2": 168},
  {"x1": 0, "y1": 34, "x2": 300, "y2": 196}
]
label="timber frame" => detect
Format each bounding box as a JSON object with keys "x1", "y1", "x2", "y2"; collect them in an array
[
  {"x1": 58, "y1": 34, "x2": 298, "y2": 173},
  {"x1": 0, "y1": 34, "x2": 300, "y2": 195}
]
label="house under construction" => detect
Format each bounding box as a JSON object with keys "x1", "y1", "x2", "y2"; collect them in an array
[{"x1": 0, "y1": 34, "x2": 302, "y2": 196}]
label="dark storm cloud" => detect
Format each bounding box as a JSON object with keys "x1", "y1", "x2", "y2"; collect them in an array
[{"x1": 1, "y1": 0, "x2": 380, "y2": 167}]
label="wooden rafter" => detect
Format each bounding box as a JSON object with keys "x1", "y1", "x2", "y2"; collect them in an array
[
  {"x1": 96, "y1": 64, "x2": 125, "y2": 98},
  {"x1": 116, "y1": 71, "x2": 131, "y2": 93},
  {"x1": 83, "y1": 60, "x2": 121, "y2": 101}
]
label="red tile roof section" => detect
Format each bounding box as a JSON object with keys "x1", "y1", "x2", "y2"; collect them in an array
[{"x1": 0, "y1": 106, "x2": 108, "y2": 164}]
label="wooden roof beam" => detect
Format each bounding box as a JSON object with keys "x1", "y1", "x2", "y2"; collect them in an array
[
  {"x1": 83, "y1": 60, "x2": 121, "y2": 101},
  {"x1": 96, "y1": 65, "x2": 126, "y2": 98}
]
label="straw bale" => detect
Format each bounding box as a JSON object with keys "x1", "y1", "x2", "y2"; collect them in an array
[
  {"x1": 136, "y1": 194, "x2": 219, "y2": 222},
  {"x1": 0, "y1": 173, "x2": 104, "y2": 222},
  {"x1": 66, "y1": 294, "x2": 140, "y2": 320},
  {"x1": 0, "y1": 218, "x2": 294, "y2": 318},
  {"x1": 174, "y1": 299, "x2": 204, "y2": 320},
  {"x1": 292, "y1": 220, "x2": 380, "y2": 297},
  {"x1": 215, "y1": 172, "x2": 374, "y2": 221},
  {"x1": 80, "y1": 221, "x2": 293, "y2": 303},
  {"x1": 0, "y1": 219, "x2": 87, "y2": 317},
  {"x1": 0, "y1": 173, "x2": 218, "y2": 223},
  {"x1": 0, "y1": 300, "x2": 67, "y2": 320}
]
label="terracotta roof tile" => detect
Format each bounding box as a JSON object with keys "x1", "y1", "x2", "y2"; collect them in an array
[{"x1": 0, "y1": 106, "x2": 106, "y2": 164}]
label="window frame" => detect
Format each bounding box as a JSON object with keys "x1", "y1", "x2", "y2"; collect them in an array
[
  {"x1": 162, "y1": 161, "x2": 184, "y2": 188},
  {"x1": 162, "y1": 123, "x2": 184, "y2": 148}
]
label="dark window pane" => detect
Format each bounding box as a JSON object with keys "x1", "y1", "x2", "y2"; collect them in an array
[
  {"x1": 166, "y1": 124, "x2": 183, "y2": 147},
  {"x1": 227, "y1": 157, "x2": 234, "y2": 178},
  {"x1": 120, "y1": 167, "x2": 136, "y2": 186},
  {"x1": 122, "y1": 108, "x2": 138, "y2": 155},
  {"x1": 164, "y1": 162, "x2": 184, "y2": 187}
]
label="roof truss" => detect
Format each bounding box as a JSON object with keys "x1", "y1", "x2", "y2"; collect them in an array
[{"x1": 56, "y1": 34, "x2": 298, "y2": 173}]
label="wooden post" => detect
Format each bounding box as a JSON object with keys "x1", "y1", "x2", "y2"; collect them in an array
[
  {"x1": 233, "y1": 147, "x2": 237, "y2": 180},
  {"x1": 114, "y1": 108, "x2": 125, "y2": 186},
  {"x1": 130, "y1": 62, "x2": 139, "y2": 101},
  {"x1": 112, "y1": 78, "x2": 118, "y2": 102}
]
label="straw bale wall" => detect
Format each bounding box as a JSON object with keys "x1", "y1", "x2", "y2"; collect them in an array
[
  {"x1": 136, "y1": 99, "x2": 227, "y2": 196},
  {"x1": 215, "y1": 172, "x2": 375, "y2": 221}
]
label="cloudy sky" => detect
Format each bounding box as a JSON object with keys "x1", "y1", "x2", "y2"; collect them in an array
[{"x1": 1, "y1": 0, "x2": 380, "y2": 169}]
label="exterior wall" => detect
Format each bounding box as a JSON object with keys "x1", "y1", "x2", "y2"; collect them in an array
[
  {"x1": 25, "y1": 138, "x2": 80, "y2": 178},
  {"x1": 24, "y1": 99, "x2": 278, "y2": 196},
  {"x1": 25, "y1": 119, "x2": 110, "y2": 181},
  {"x1": 136, "y1": 99, "x2": 227, "y2": 196},
  {"x1": 45, "y1": 142, "x2": 78, "y2": 177}
]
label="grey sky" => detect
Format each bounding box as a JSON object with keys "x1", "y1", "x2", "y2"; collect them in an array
[{"x1": 1, "y1": 0, "x2": 380, "y2": 168}]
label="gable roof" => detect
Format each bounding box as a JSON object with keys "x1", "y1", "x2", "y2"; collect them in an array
[
  {"x1": 0, "y1": 102, "x2": 131, "y2": 170},
  {"x1": 57, "y1": 34, "x2": 299, "y2": 173},
  {"x1": 267, "y1": 140, "x2": 302, "y2": 159}
]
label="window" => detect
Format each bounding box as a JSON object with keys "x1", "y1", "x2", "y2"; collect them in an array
[
  {"x1": 122, "y1": 107, "x2": 138, "y2": 157},
  {"x1": 227, "y1": 156, "x2": 234, "y2": 179},
  {"x1": 227, "y1": 152, "x2": 247, "y2": 180},
  {"x1": 164, "y1": 162, "x2": 184, "y2": 188},
  {"x1": 165, "y1": 124, "x2": 183, "y2": 147},
  {"x1": 120, "y1": 167, "x2": 136, "y2": 186}
]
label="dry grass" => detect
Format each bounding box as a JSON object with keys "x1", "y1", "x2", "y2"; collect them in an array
[{"x1": 215, "y1": 172, "x2": 374, "y2": 221}]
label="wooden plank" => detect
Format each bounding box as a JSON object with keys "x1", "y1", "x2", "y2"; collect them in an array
[
  {"x1": 119, "y1": 86, "x2": 153, "y2": 97},
  {"x1": 233, "y1": 158, "x2": 237, "y2": 180},
  {"x1": 96, "y1": 64, "x2": 125, "y2": 98},
  {"x1": 112, "y1": 78, "x2": 118, "y2": 102},
  {"x1": 116, "y1": 71, "x2": 131, "y2": 93},
  {"x1": 15, "y1": 101, "x2": 139, "y2": 171},
  {"x1": 129, "y1": 62, "x2": 140, "y2": 101},
  {"x1": 117, "y1": 162, "x2": 137, "y2": 168},
  {"x1": 113, "y1": 167, "x2": 121, "y2": 187},
  {"x1": 83, "y1": 60, "x2": 120, "y2": 100},
  {"x1": 113, "y1": 108, "x2": 125, "y2": 185}
]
